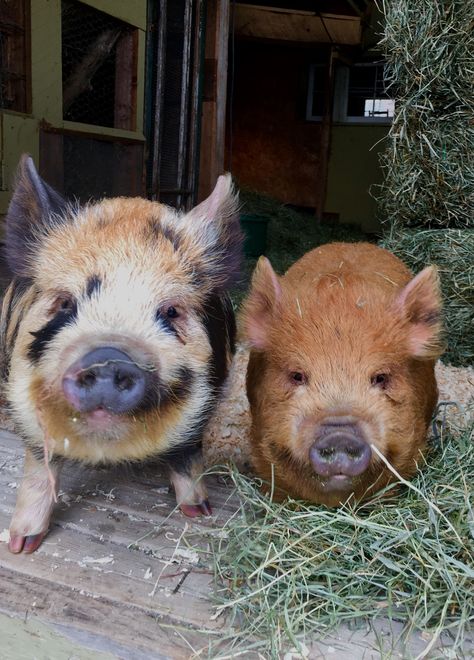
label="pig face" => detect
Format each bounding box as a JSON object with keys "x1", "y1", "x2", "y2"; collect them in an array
[
  {"x1": 242, "y1": 243, "x2": 443, "y2": 506},
  {"x1": 2, "y1": 155, "x2": 242, "y2": 553}
]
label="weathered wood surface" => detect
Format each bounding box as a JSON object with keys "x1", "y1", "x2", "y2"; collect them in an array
[
  {"x1": 0, "y1": 428, "x2": 236, "y2": 658},
  {"x1": 1, "y1": 428, "x2": 471, "y2": 659}
]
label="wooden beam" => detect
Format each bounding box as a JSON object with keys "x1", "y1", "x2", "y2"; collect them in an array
[
  {"x1": 198, "y1": 0, "x2": 230, "y2": 201},
  {"x1": 316, "y1": 47, "x2": 336, "y2": 221},
  {"x1": 234, "y1": 5, "x2": 362, "y2": 45},
  {"x1": 114, "y1": 29, "x2": 138, "y2": 130}
]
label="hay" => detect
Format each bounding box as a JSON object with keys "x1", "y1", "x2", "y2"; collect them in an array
[
  {"x1": 377, "y1": 0, "x2": 474, "y2": 230},
  {"x1": 210, "y1": 422, "x2": 474, "y2": 658},
  {"x1": 235, "y1": 189, "x2": 367, "y2": 286},
  {"x1": 382, "y1": 228, "x2": 474, "y2": 366},
  {"x1": 376, "y1": 0, "x2": 474, "y2": 366}
]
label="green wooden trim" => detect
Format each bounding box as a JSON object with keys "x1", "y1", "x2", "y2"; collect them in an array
[
  {"x1": 135, "y1": 28, "x2": 146, "y2": 135},
  {"x1": 62, "y1": 121, "x2": 145, "y2": 141},
  {"x1": 78, "y1": 0, "x2": 147, "y2": 30},
  {"x1": 31, "y1": 0, "x2": 62, "y2": 122},
  {"x1": 0, "y1": 114, "x2": 39, "y2": 213}
]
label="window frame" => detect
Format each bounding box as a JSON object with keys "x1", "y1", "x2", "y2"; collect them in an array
[{"x1": 306, "y1": 59, "x2": 394, "y2": 126}]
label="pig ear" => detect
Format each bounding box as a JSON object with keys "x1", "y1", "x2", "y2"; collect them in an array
[
  {"x1": 181, "y1": 174, "x2": 243, "y2": 291},
  {"x1": 241, "y1": 256, "x2": 282, "y2": 350},
  {"x1": 395, "y1": 265, "x2": 444, "y2": 359},
  {"x1": 5, "y1": 154, "x2": 67, "y2": 277}
]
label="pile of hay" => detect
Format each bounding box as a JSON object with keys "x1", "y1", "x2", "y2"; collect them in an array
[
  {"x1": 382, "y1": 228, "x2": 474, "y2": 366},
  {"x1": 240, "y1": 189, "x2": 367, "y2": 272},
  {"x1": 376, "y1": 0, "x2": 474, "y2": 367},
  {"x1": 377, "y1": 0, "x2": 474, "y2": 229},
  {"x1": 210, "y1": 422, "x2": 474, "y2": 658}
]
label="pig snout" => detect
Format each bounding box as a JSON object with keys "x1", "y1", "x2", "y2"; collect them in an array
[
  {"x1": 62, "y1": 347, "x2": 152, "y2": 414},
  {"x1": 310, "y1": 418, "x2": 371, "y2": 478}
]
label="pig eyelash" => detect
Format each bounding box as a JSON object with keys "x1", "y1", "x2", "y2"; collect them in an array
[
  {"x1": 371, "y1": 373, "x2": 391, "y2": 390},
  {"x1": 290, "y1": 371, "x2": 307, "y2": 385}
]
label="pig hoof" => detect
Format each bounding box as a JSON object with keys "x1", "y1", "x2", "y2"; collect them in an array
[
  {"x1": 180, "y1": 499, "x2": 213, "y2": 518},
  {"x1": 8, "y1": 532, "x2": 46, "y2": 554}
]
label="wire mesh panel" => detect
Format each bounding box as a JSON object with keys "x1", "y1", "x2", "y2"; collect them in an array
[
  {"x1": 147, "y1": 0, "x2": 205, "y2": 209},
  {"x1": 40, "y1": 130, "x2": 144, "y2": 202},
  {"x1": 0, "y1": 0, "x2": 30, "y2": 112},
  {"x1": 61, "y1": 0, "x2": 137, "y2": 129}
]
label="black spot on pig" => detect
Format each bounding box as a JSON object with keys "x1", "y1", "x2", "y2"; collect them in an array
[
  {"x1": 147, "y1": 220, "x2": 182, "y2": 251},
  {"x1": 158, "y1": 367, "x2": 194, "y2": 410},
  {"x1": 1, "y1": 278, "x2": 37, "y2": 379},
  {"x1": 202, "y1": 294, "x2": 236, "y2": 392},
  {"x1": 28, "y1": 303, "x2": 78, "y2": 363},
  {"x1": 161, "y1": 436, "x2": 203, "y2": 475},
  {"x1": 86, "y1": 275, "x2": 101, "y2": 298}
]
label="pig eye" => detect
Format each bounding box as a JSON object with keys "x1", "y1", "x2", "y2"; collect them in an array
[
  {"x1": 290, "y1": 371, "x2": 307, "y2": 385},
  {"x1": 50, "y1": 294, "x2": 76, "y2": 315},
  {"x1": 371, "y1": 373, "x2": 390, "y2": 389},
  {"x1": 166, "y1": 306, "x2": 179, "y2": 319},
  {"x1": 60, "y1": 298, "x2": 74, "y2": 311}
]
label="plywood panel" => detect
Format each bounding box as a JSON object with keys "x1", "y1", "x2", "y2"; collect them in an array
[{"x1": 235, "y1": 5, "x2": 362, "y2": 45}]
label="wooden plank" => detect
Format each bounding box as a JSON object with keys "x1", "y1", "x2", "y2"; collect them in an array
[
  {"x1": 114, "y1": 29, "x2": 139, "y2": 131},
  {"x1": 0, "y1": 516, "x2": 219, "y2": 630},
  {"x1": 234, "y1": 5, "x2": 362, "y2": 45},
  {"x1": 197, "y1": 0, "x2": 230, "y2": 201},
  {"x1": 0, "y1": 428, "x2": 238, "y2": 633},
  {"x1": 316, "y1": 47, "x2": 336, "y2": 221},
  {"x1": 0, "y1": 567, "x2": 214, "y2": 659}
]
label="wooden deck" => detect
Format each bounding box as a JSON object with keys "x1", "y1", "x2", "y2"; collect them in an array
[
  {"x1": 0, "y1": 428, "x2": 244, "y2": 659},
  {"x1": 1, "y1": 427, "x2": 471, "y2": 659}
]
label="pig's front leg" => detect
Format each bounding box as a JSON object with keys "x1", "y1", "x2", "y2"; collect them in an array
[
  {"x1": 168, "y1": 445, "x2": 212, "y2": 518},
  {"x1": 9, "y1": 447, "x2": 61, "y2": 554}
]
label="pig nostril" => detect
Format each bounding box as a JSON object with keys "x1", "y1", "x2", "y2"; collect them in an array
[
  {"x1": 346, "y1": 446, "x2": 361, "y2": 458},
  {"x1": 79, "y1": 371, "x2": 96, "y2": 388},
  {"x1": 114, "y1": 372, "x2": 135, "y2": 392},
  {"x1": 319, "y1": 447, "x2": 335, "y2": 460}
]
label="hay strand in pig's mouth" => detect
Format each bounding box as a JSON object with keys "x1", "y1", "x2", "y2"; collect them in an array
[
  {"x1": 75, "y1": 358, "x2": 158, "y2": 374},
  {"x1": 206, "y1": 421, "x2": 474, "y2": 658}
]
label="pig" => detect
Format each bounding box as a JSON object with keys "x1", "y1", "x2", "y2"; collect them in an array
[
  {"x1": 0, "y1": 155, "x2": 242, "y2": 553},
  {"x1": 241, "y1": 242, "x2": 443, "y2": 506}
]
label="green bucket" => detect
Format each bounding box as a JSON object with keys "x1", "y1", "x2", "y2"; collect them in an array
[{"x1": 240, "y1": 213, "x2": 270, "y2": 258}]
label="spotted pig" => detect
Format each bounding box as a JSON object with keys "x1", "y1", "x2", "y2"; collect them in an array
[{"x1": 1, "y1": 155, "x2": 242, "y2": 553}]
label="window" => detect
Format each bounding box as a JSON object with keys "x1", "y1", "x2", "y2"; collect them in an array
[
  {"x1": 335, "y1": 61, "x2": 394, "y2": 123},
  {"x1": 0, "y1": 0, "x2": 31, "y2": 113},
  {"x1": 306, "y1": 58, "x2": 394, "y2": 124},
  {"x1": 61, "y1": 0, "x2": 137, "y2": 129},
  {"x1": 306, "y1": 63, "x2": 326, "y2": 121}
]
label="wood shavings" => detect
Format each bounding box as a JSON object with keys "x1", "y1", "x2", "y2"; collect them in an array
[{"x1": 0, "y1": 529, "x2": 10, "y2": 543}]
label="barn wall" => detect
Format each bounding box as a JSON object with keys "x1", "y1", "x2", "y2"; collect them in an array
[
  {"x1": 227, "y1": 40, "x2": 325, "y2": 209},
  {"x1": 325, "y1": 125, "x2": 389, "y2": 232},
  {"x1": 228, "y1": 39, "x2": 388, "y2": 232}
]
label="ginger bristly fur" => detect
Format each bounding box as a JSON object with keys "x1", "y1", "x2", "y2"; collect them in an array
[{"x1": 241, "y1": 242, "x2": 443, "y2": 506}]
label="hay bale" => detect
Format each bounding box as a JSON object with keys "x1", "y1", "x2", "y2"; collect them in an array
[
  {"x1": 377, "y1": 1, "x2": 473, "y2": 365},
  {"x1": 377, "y1": 0, "x2": 474, "y2": 230},
  {"x1": 382, "y1": 228, "x2": 474, "y2": 365}
]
